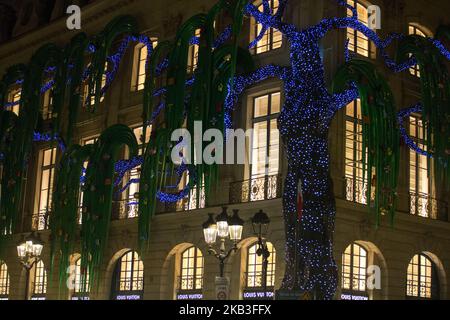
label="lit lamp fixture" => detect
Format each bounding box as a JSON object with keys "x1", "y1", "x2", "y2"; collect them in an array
[
  {"x1": 251, "y1": 209, "x2": 271, "y2": 299},
  {"x1": 17, "y1": 232, "x2": 44, "y2": 270},
  {"x1": 17, "y1": 232, "x2": 44, "y2": 300},
  {"x1": 202, "y1": 208, "x2": 244, "y2": 278}
]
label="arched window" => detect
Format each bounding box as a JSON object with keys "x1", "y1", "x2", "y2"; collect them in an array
[
  {"x1": 187, "y1": 29, "x2": 201, "y2": 73},
  {"x1": 341, "y1": 243, "x2": 369, "y2": 300},
  {"x1": 177, "y1": 247, "x2": 204, "y2": 300},
  {"x1": 406, "y1": 254, "x2": 440, "y2": 300},
  {"x1": 30, "y1": 260, "x2": 47, "y2": 300},
  {"x1": 346, "y1": 0, "x2": 376, "y2": 58},
  {"x1": 71, "y1": 258, "x2": 90, "y2": 300},
  {"x1": 250, "y1": 0, "x2": 283, "y2": 55},
  {"x1": 0, "y1": 261, "x2": 9, "y2": 300},
  {"x1": 111, "y1": 251, "x2": 144, "y2": 300},
  {"x1": 408, "y1": 24, "x2": 431, "y2": 77},
  {"x1": 243, "y1": 242, "x2": 276, "y2": 300}
]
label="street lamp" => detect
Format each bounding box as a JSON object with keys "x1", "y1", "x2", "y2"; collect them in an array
[
  {"x1": 251, "y1": 209, "x2": 271, "y2": 299},
  {"x1": 202, "y1": 208, "x2": 244, "y2": 278},
  {"x1": 17, "y1": 232, "x2": 44, "y2": 300}
]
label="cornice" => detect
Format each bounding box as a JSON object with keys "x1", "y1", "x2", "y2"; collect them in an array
[{"x1": 0, "y1": 0, "x2": 137, "y2": 62}]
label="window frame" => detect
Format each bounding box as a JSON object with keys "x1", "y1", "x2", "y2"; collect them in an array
[
  {"x1": 131, "y1": 38, "x2": 158, "y2": 92},
  {"x1": 70, "y1": 257, "x2": 90, "y2": 300},
  {"x1": 0, "y1": 261, "x2": 9, "y2": 300},
  {"x1": 346, "y1": 0, "x2": 376, "y2": 59},
  {"x1": 341, "y1": 243, "x2": 369, "y2": 299},
  {"x1": 110, "y1": 250, "x2": 144, "y2": 300},
  {"x1": 408, "y1": 115, "x2": 435, "y2": 218},
  {"x1": 30, "y1": 260, "x2": 47, "y2": 300},
  {"x1": 406, "y1": 253, "x2": 440, "y2": 300},
  {"x1": 177, "y1": 246, "x2": 204, "y2": 300},
  {"x1": 250, "y1": 0, "x2": 283, "y2": 55},
  {"x1": 34, "y1": 147, "x2": 57, "y2": 231},
  {"x1": 244, "y1": 242, "x2": 276, "y2": 293}
]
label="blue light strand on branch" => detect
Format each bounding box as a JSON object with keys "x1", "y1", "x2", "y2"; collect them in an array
[{"x1": 397, "y1": 103, "x2": 433, "y2": 158}]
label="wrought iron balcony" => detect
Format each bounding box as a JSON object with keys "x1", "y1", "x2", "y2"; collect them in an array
[
  {"x1": 31, "y1": 212, "x2": 50, "y2": 231},
  {"x1": 159, "y1": 187, "x2": 206, "y2": 214},
  {"x1": 229, "y1": 174, "x2": 282, "y2": 204},
  {"x1": 345, "y1": 176, "x2": 375, "y2": 205},
  {"x1": 409, "y1": 192, "x2": 441, "y2": 219},
  {"x1": 111, "y1": 200, "x2": 139, "y2": 220}
]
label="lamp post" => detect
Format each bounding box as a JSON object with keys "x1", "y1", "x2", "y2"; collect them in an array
[
  {"x1": 202, "y1": 207, "x2": 244, "y2": 278},
  {"x1": 251, "y1": 209, "x2": 271, "y2": 299},
  {"x1": 16, "y1": 232, "x2": 44, "y2": 300}
]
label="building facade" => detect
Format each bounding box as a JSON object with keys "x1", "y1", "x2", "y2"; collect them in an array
[{"x1": 0, "y1": 0, "x2": 449, "y2": 300}]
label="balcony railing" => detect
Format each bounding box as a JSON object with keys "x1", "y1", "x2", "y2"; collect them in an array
[
  {"x1": 409, "y1": 192, "x2": 440, "y2": 219},
  {"x1": 32, "y1": 212, "x2": 50, "y2": 231},
  {"x1": 111, "y1": 200, "x2": 139, "y2": 220},
  {"x1": 345, "y1": 176, "x2": 376, "y2": 205},
  {"x1": 159, "y1": 187, "x2": 206, "y2": 214},
  {"x1": 230, "y1": 174, "x2": 282, "y2": 204}
]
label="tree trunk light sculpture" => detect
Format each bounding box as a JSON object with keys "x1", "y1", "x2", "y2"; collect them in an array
[{"x1": 0, "y1": 0, "x2": 448, "y2": 300}]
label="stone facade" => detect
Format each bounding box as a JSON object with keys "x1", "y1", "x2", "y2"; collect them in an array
[{"x1": 0, "y1": 0, "x2": 449, "y2": 300}]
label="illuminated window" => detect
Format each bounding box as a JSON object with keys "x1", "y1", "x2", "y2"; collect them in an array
[
  {"x1": 111, "y1": 251, "x2": 144, "y2": 300},
  {"x1": 341, "y1": 243, "x2": 368, "y2": 296},
  {"x1": 408, "y1": 24, "x2": 429, "y2": 77},
  {"x1": 409, "y1": 116, "x2": 435, "y2": 218},
  {"x1": 187, "y1": 29, "x2": 201, "y2": 73},
  {"x1": 71, "y1": 258, "x2": 90, "y2": 300},
  {"x1": 345, "y1": 99, "x2": 375, "y2": 204},
  {"x1": 82, "y1": 63, "x2": 108, "y2": 107},
  {"x1": 346, "y1": 0, "x2": 375, "y2": 58},
  {"x1": 77, "y1": 137, "x2": 98, "y2": 225},
  {"x1": 41, "y1": 88, "x2": 53, "y2": 120},
  {"x1": 30, "y1": 260, "x2": 47, "y2": 300},
  {"x1": 246, "y1": 242, "x2": 276, "y2": 290},
  {"x1": 250, "y1": 0, "x2": 283, "y2": 54},
  {"x1": 0, "y1": 261, "x2": 9, "y2": 300},
  {"x1": 5, "y1": 87, "x2": 21, "y2": 115},
  {"x1": 176, "y1": 173, "x2": 206, "y2": 212},
  {"x1": 177, "y1": 247, "x2": 204, "y2": 299},
  {"x1": 121, "y1": 126, "x2": 151, "y2": 219},
  {"x1": 249, "y1": 92, "x2": 280, "y2": 202},
  {"x1": 132, "y1": 39, "x2": 158, "y2": 91},
  {"x1": 34, "y1": 147, "x2": 57, "y2": 231},
  {"x1": 406, "y1": 254, "x2": 439, "y2": 300}
]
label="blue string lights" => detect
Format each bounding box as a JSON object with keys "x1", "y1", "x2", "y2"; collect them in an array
[{"x1": 224, "y1": 0, "x2": 450, "y2": 299}]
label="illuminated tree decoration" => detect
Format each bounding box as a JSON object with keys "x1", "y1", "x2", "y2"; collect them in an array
[{"x1": 0, "y1": 0, "x2": 448, "y2": 299}]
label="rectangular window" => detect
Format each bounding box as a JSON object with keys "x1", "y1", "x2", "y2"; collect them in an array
[
  {"x1": 6, "y1": 87, "x2": 21, "y2": 116},
  {"x1": 409, "y1": 116, "x2": 435, "y2": 218},
  {"x1": 408, "y1": 25, "x2": 427, "y2": 77},
  {"x1": 132, "y1": 38, "x2": 158, "y2": 92},
  {"x1": 118, "y1": 126, "x2": 152, "y2": 219},
  {"x1": 250, "y1": 0, "x2": 283, "y2": 54},
  {"x1": 34, "y1": 148, "x2": 57, "y2": 231},
  {"x1": 82, "y1": 63, "x2": 108, "y2": 107},
  {"x1": 77, "y1": 137, "x2": 98, "y2": 225},
  {"x1": 246, "y1": 92, "x2": 280, "y2": 202},
  {"x1": 42, "y1": 89, "x2": 53, "y2": 120},
  {"x1": 346, "y1": 0, "x2": 375, "y2": 58},
  {"x1": 31, "y1": 261, "x2": 47, "y2": 300},
  {"x1": 187, "y1": 29, "x2": 201, "y2": 74},
  {"x1": 344, "y1": 99, "x2": 375, "y2": 204}
]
